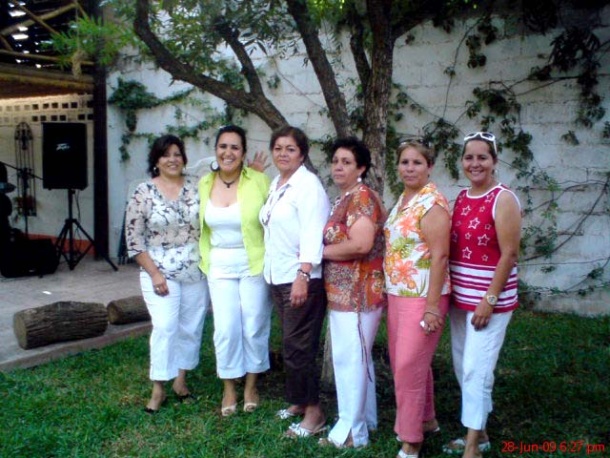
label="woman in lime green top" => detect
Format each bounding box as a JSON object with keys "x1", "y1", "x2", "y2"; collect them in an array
[{"x1": 198, "y1": 125, "x2": 271, "y2": 417}]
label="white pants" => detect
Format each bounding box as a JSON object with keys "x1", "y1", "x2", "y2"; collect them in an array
[
  {"x1": 450, "y1": 308, "x2": 512, "y2": 430},
  {"x1": 328, "y1": 308, "x2": 383, "y2": 448},
  {"x1": 140, "y1": 272, "x2": 209, "y2": 381},
  {"x1": 208, "y1": 274, "x2": 272, "y2": 379}
]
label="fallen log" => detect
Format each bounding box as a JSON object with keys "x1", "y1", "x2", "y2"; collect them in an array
[
  {"x1": 107, "y1": 295, "x2": 149, "y2": 325},
  {"x1": 13, "y1": 301, "x2": 108, "y2": 350}
]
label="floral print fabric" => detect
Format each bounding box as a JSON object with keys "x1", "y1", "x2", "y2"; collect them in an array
[
  {"x1": 125, "y1": 176, "x2": 203, "y2": 283},
  {"x1": 323, "y1": 185, "x2": 386, "y2": 312},
  {"x1": 384, "y1": 182, "x2": 451, "y2": 297}
]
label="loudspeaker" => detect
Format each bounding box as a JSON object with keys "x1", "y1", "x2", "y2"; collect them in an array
[
  {"x1": 0, "y1": 238, "x2": 58, "y2": 278},
  {"x1": 42, "y1": 122, "x2": 88, "y2": 190}
]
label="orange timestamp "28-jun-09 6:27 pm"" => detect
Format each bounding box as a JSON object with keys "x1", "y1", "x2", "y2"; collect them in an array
[{"x1": 501, "y1": 440, "x2": 607, "y2": 455}]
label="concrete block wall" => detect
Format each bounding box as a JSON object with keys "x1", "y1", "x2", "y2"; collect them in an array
[{"x1": 0, "y1": 95, "x2": 94, "y2": 243}]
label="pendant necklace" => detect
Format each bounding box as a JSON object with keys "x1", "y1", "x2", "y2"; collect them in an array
[{"x1": 219, "y1": 175, "x2": 238, "y2": 188}]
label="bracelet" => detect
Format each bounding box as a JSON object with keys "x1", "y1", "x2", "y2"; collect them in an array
[
  {"x1": 297, "y1": 268, "x2": 310, "y2": 282},
  {"x1": 424, "y1": 310, "x2": 442, "y2": 318}
]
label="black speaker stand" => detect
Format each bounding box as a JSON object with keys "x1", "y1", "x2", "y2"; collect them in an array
[{"x1": 55, "y1": 189, "x2": 118, "y2": 271}]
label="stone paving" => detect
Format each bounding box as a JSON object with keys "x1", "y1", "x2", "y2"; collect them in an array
[{"x1": 0, "y1": 257, "x2": 148, "y2": 371}]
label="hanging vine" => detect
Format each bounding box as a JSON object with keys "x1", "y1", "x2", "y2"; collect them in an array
[
  {"x1": 413, "y1": 13, "x2": 610, "y2": 300},
  {"x1": 108, "y1": 78, "x2": 226, "y2": 161}
]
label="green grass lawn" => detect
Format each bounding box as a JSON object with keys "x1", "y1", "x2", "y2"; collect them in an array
[{"x1": 1, "y1": 309, "x2": 608, "y2": 458}]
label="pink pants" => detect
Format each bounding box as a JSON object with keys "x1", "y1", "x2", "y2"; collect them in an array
[{"x1": 387, "y1": 294, "x2": 450, "y2": 443}]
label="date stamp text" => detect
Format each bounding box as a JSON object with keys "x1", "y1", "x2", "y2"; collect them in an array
[{"x1": 501, "y1": 440, "x2": 606, "y2": 455}]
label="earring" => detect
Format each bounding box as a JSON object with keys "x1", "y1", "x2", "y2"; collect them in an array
[
  {"x1": 153, "y1": 166, "x2": 159, "y2": 175},
  {"x1": 357, "y1": 176, "x2": 362, "y2": 183},
  {"x1": 210, "y1": 160, "x2": 219, "y2": 172}
]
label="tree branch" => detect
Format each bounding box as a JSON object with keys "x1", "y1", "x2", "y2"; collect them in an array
[
  {"x1": 133, "y1": 0, "x2": 287, "y2": 129},
  {"x1": 212, "y1": 16, "x2": 266, "y2": 98},
  {"x1": 284, "y1": 0, "x2": 351, "y2": 137},
  {"x1": 346, "y1": 3, "x2": 371, "y2": 92}
]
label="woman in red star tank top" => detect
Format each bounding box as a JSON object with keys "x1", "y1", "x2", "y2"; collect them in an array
[{"x1": 444, "y1": 132, "x2": 522, "y2": 458}]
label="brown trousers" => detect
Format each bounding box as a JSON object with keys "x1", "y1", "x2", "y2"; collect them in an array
[{"x1": 270, "y1": 279, "x2": 326, "y2": 405}]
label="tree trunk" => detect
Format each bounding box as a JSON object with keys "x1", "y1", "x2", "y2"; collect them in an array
[
  {"x1": 362, "y1": 0, "x2": 395, "y2": 194},
  {"x1": 107, "y1": 295, "x2": 150, "y2": 325},
  {"x1": 13, "y1": 301, "x2": 108, "y2": 349}
]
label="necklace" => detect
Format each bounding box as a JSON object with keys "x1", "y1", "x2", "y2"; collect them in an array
[
  {"x1": 341, "y1": 181, "x2": 362, "y2": 198},
  {"x1": 218, "y1": 174, "x2": 239, "y2": 188}
]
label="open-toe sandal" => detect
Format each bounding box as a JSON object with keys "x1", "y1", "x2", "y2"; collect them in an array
[
  {"x1": 443, "y1": 437, "x2": 491, "y2": 455},
  {"x1": 144, "y1": 396, "x2": 167, "y2": 414},
  {"x1": 243, "y1": 401, "x2": 258, "y2": 413},
  {"x1": 276, "y1": 408, "x2": 303, "y2": 420},
  {"x1": 397, "y1": 449, "x2": 419, "y2": 458},
  {"x1": 176, "y1": 392, "x2": 197, "y2": 404},
  {"x1": 283, "y1": 421, "x2": 328, "y2": 439},
  {"x1": 221, "y1": 403, "x2": 237, "y2": 417},
  {"x1": 319, "y1": 436, "x2": 362, "y2": 449}
]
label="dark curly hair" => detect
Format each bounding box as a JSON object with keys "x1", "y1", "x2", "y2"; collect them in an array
[
  {"x1": 330, "y1": 136, "x2": 372, "y2": 180},
  {"x1": 147, "y1": 134, "x2": 187, "y2": 177}
]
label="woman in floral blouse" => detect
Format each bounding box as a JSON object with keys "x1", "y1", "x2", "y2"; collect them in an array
[
  {"x1": 125, "y1": 134, "x2": 209, "y2": 413},
  {"x1": 384, "y1": 139, "x2": 451, "y2": 458},
  {"x1": 319, "y1": 137, "x2": 386, "y2": 449}
]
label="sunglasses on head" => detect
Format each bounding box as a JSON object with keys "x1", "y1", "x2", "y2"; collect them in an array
[
  {"x1": 463, "y1": 131, "x2": 497, "y2": 154},
  {"x1": 399, "y1": 136, "x2": 431, "y2": 149}
]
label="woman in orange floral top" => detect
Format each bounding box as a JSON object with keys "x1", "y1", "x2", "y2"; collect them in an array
[
  {"x1": 319, "y1": 137, "x2": 386, "y2": 449},
  {"x1": 384, "y1": 139, "x2": 451, "y2": 458}
]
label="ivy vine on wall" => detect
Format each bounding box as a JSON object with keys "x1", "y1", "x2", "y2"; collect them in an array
[{"x1": 408, "y1": 13, "x2": 610, "y2": 300}]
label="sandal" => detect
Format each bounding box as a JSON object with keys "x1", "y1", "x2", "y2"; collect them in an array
[
  {"x1": 397, "y1": 449, "x2": 419, "y2": 458},
  {"x1": 443, "y1": 437, "x2": 491, "y2": 455},
  {"x1": 176, "y1": 393, "x2": 197, "y2": 404},
  {"x1": 276, "y1": 408, "x2": 303, "y2": 420},
  {"x1": 318, "y1": 433, "x2": 363, "y2": 449},
  {"x1": 243, "y1": 401, "x2": 258, "y2": 413},
  {"x1": 221, "y1": 403, "x2": 237, "y2": 417},
  {"x1": 144, "y1": 395, "x2": 167, "y2": 414},
  {"x1": 283, "y1": 421, "x2": 328, "y2": 438}
]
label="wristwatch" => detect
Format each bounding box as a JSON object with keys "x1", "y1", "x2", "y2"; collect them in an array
[{"x1": 485, "y1": 294, "x2": 498, "y2": 307}]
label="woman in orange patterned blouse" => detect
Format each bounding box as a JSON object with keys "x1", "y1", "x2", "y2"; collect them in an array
[
  {"x1": 384, "y1": 139, "x2": 451, "y2": 458},
  {"x1": 319, "y1": 137, "x2": 386, "y2": 449}
]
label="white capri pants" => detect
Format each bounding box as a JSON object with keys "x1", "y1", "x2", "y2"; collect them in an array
[
  {"x1": 140, "y1": 272, "x2": 210, "y2": 381},
  {"x1": 450, "y1": 307, "x2": 513, "y2": 430},
  {"x1": 208, "y1": 274, "x2": 272, "y2": 379},
  {"x1": 328, "y1": 308, "x2": 383, "y2": 448}
]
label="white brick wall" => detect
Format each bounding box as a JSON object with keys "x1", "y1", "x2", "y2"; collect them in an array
[{"x1": 102, "y1": 13, "x2": 610, "y2": 314}]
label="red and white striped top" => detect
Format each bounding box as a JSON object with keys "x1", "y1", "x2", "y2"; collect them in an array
[{"x1": 449, "y1": 184, "x2": 519, "y2": 313}]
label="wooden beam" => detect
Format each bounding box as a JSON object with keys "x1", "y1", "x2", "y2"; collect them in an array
[
  {"x1": 1, "y1": 4, "x2": 77, "y2": 36},
  {"x1": 0, "y1": 35, "x2": 13, "y2": 51},
  {"x1": 10, "y1": 3, "x2": 60, "y2": 36},
  {"x1": 0, "y1": 62, "x2": 94, "y2": 91},
  {"x1": 0, "y1": 49, "x2": 94, "y2": 66}
]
